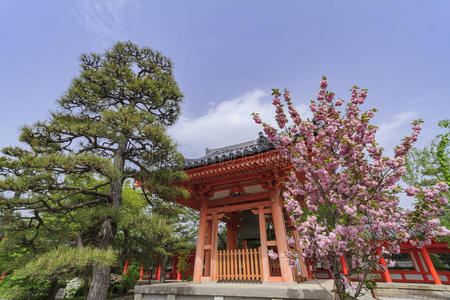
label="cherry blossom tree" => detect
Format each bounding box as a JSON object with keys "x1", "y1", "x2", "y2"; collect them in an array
[{"x1": 253, "y1": 77, "x2": 449, "y2": 299}]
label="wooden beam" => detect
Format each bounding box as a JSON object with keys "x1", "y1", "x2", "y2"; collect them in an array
[
  {"x1": 266, "y1": 240, "x2": 277, "y2": 246},
  {"x1": 251, "y1": 208, "x2": 271, "y2": 215},
  {"x1": 188, "y1": 168, "x2": 284, "y2": 186},
  {"x1": 207, "y1": 200, "x2": 272, "y2": 214},
  {"x1": 206, "y1": 213, "x2": 224, "y2": 220},
  {"x1": 208, "y1": 180, "x2": 261, "y2": 193},
  {"x1": 208, "y1": 191, "x2": 269, "y2": 208}
]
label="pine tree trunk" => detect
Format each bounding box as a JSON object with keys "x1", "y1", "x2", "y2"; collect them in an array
[
  {"x1": 87, "y1": 264, "x2": 111, "y2": 300},
  {"x1": 87, "y1": 218, "x2": 117, "y2": 300},
  {"x1": 87, "y1": 140, "x2": 127, "y2": 300}
]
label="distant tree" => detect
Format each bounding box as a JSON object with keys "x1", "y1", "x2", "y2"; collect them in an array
[
  {"x1": 0, "y1": 41, "x2": 187, "y2": 300},
  {"x1": 253, "y1": 78, "x2": 448, "y2": 299},
  {"x1": 436, "y1": 120, "x2": 450, "y2": 185},
  {"x1": 117, "y1": 188, "x2": 197, "y2": 284},
  {"x1": 404, "y1": 119, "x2": 449, "y2": 236}
]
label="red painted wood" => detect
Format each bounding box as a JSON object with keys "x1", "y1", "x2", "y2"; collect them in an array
[
  {"x1": 123, "y1": 260, "x2": 129, "y2": 275},
  {"x1": 258, "y1": 206, "x2": 270, "y2": 282},
  {"x1": 270, "y1": 188, "x2": 294, "y2": 282},
  {"x1": 193, "y1": 200, "x2": 208, "y2": 282},
  {"x1": 340, "y1": 256, "x2": 348, "y2": 275},
  {"x1": 421, "y1": 247, "x2": 442, "y2": 284},
  {"x1": 139, "y1": 265, "x2": 144, "y2": 280},
  {"x1": 378, "y1": 249, "x2": 392, "y2": 283},
  {"x1": 157, "y1": 264, "x2": 161, "y2": 281}
]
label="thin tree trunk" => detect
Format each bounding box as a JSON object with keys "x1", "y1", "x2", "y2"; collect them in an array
[
  {"x1": 334, "y1": 274, "x2": 347, "y2": 300},
  {"x1": 160, "y1": 256, "x2": 168, "y2": 283}
]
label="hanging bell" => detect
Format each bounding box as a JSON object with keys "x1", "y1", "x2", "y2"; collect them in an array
[{"x1": 240, "y1": 210, "x2": 260, "y2": 240}]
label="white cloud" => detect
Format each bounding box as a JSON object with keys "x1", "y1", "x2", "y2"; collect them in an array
[
  {"x1": 376, "y1": 111, "x2": 419, "y2": 153},
  {"x1": 172, "y1": 88, "x2": 418, "y2": 160},
  {"x1": 69, "y1": 0, "x2": 136, "y2": 41},
  {"x1": 170, "y1": 89, "x2": 311, "y2": 158}
]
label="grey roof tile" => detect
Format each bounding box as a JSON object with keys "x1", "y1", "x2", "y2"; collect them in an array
[{"x1": 184, "y1": 132, "x2": 275, "y2": 169}]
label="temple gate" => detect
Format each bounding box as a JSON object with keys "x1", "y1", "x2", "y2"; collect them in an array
[{"x1": 176, "y1": 133, "x2": 308, "y2": 283}]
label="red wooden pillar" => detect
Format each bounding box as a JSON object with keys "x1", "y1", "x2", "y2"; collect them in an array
[
  {"x1": 210, "y1": 213, "x2": 219, "y2": 281},
  {"x1": 204, "y1": 220, "x2": 212, "y2": 276},
  {"x1": 173, "y1": 257, "x2": 181, "y2": 280},
  {"x1": 139, "y1": 265, "x2": 144, "y2": 280},
  {"x1": 176, "y1": 265, "x2": 181, "y2": 281},
  {"x1": 157, "y1": 264, "x2": 161, "y2": 281},
  {"x1": 306, "y1": 259, "x2": 313, "y2": 279},
  {"x1": 258, "y1": 205, "x2": 270, "y2": 282},
  {"x1": 270, "y1": 188, "x2": 294, "y2": 282},
  {"x1": 193, "y1": 199, "x2": 208, "y2": 282},
  {"x1": 340, "y1": 256, "x2": 348, "y2": 275},
  {"x1": 123, "y1": 260, "x2": 129, "y2": 275},
  {"x1": 421, "y1": 247, "x2": 442, "y2": 284},
  {"x1": 378, "y1": 250, "x2": 392, "y2": 283}
]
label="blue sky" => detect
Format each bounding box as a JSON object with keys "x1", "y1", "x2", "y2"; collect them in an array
[{"x1": 1, "y1": 1, "x2": 449, "y2": 207}]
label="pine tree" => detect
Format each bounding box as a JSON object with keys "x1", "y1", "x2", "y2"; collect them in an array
[{"x1": 0, "y1": 41, "x2": 187, "y2": 300}]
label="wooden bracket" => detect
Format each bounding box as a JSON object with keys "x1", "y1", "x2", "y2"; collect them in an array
[
  {"x1": 251, "y1": 208, "x2": 271, "y2": 215},
  {"x1": 206, "y1": 213, "x2": 224, "y2": 220}
]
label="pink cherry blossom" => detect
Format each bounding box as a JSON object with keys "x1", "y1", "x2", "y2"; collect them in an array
[
  {"x1": 253, "y1": 76, "x2": 448, "y2": 299},
  {"x1": 405, "y1": 186, "x2": 420, "y2": 196},
  {"x1": 268, "y1": 249, "x2": 278, "y2": 260}
]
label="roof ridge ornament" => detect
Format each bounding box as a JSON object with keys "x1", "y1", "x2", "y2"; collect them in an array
[{"x1": 257, "y1": 131, "x2": 270, "y2": 148}]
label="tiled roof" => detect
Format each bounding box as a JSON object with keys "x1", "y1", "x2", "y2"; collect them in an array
[{"x1": 184, "y1": 132, "x2": 275, "y2": 169}]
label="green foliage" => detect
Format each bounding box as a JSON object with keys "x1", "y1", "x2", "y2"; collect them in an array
[
  {"x1": 0, "y1": 246, "x2": 115, "y2": 299},
  {"x1": 404, "y1": 140, "x2": 447, "y2": 188},
  {"x1": 404, "y1": 119, "x2": 450, "y2": 188},
  {"x1": 16, "y1": 246, "x2": 117, "y2": 280},
  {"x1": 436, "y1": 119, "x2": 450, "y2": 185},
  {"x1": 109, "y1": 264, "x2": 140, "y2": 296},
  {"x1": 404, "y1": 119, "x2": 449, "y2": 241},
  {"x1": 176, "y1": 249, "x2": 192, "y2": 276},
  {"x1": 0, "y1": 273, "x2": 51, "y2": 300}
]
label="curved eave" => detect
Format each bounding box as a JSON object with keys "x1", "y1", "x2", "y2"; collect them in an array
[{"x1": 184, "y1": 150, "x2": 291, "y2": 184}]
